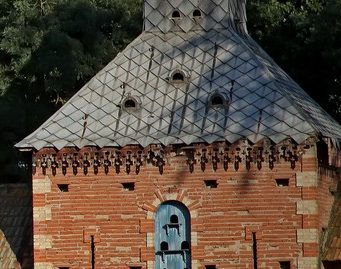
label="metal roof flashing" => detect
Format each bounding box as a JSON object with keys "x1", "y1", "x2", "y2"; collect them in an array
[{"x1": 15, "y1": 0, "x2": 341, "y2": 151}]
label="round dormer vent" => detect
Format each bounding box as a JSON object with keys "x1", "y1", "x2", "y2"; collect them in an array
[
  {"x1": 169, "y1": 69, "x2": 190, "y2": 84},
  {"x1": 122, "y1": 95, "x2": 141, "y2": 111}
]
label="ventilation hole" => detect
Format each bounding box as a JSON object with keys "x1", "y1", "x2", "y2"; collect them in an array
[
  {"x1": 193, "y1": 9, "x2": 202, "y2": 17},
  {"x1": 130, "y1": 267, "x2": 142, "y2": 269},
  {"x1": 58, "y1": 267, "x2": 70, "y2": 269},
  {"x1": 121, "y1": 182, "x2": 135, "y2": 191},
  {"x1": 57, "y1": 184, "x2": 69, "y2": 192},
  {"x1": 181, "y1": 241, "x2": 190, "y2": 250},
  {"x1": 172, "y1": 10, "x2": 181, "y2": 18},
  {"x1": 275, "y1": 178, "x2": 289, "y2": 187},
  {"x1": 170, "y1": 214, "x2": 178, "y2": 223},
  {"x1": 205, "y1": 266, "x2": 216, "y2": 269},
  {"x1": 279, "y1": 261, "x2": 291, "y2": 269},
  {"x1": 204, "y1": 180, "x2": 218, "y2": 188},
  {"x1": 124, "y1": 99, "x2": 136, "y2": 108},
  {"x1": 172, "y1": 72, "x2": 185, "y2": 82},
  {"x1": 211, "y1": 95, "x2": 224, "y2": 106},
  {"x1": 160, "y1": 241, "x2": 169, "y2": 251}
]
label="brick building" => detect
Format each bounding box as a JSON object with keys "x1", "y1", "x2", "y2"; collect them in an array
[{"x1": 16, "y1": 0, "x2": 341, "y2": 268}]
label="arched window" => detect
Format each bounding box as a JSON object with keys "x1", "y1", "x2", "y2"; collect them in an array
[
  {"x1": 121, "y1": 95, "x2": 141, "y2": 111},
  {"x1": 124, "y1": 99, "x2": 136, "y2": 108},
  {"x1": 169, "y1": 69, "x2": 189, "y2": 84},
  {"x1": 193, "y1": 9, "x2": 202, "y2": 18},
  {"x1": 160, "y1": 241, "x2": 169, "y2": 251},
  {"x1": 209, "y1": 92, "x2": 229, "y2": 109},
  {"x1": 170, "y1": 214, "x2": 179, "y2": 224},
  {"x1": 172, "y1": 10, "x2": 181, "y2": 19},
  {"x1": 172, "y1": 72, "x2": 185, "y2": 82},
  {"x1": 211, "y1": 95, "x2": 224, "y2": 106}
]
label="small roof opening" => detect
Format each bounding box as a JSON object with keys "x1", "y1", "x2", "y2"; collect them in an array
[
  {"x1": 172, "y1": 10, "x2": 181, "y2": 18},
  {"x1": 172, "y1": 72, "x2": 185, "y2": 82},
  {"x1": 193, "y1": 9, "x2": 202, "y2": 18},
  {"x1": 211, "y1": 95, "x2": 224, "y2": 106},
  {"x1": 124, "y1": 99, "x2": 136, "y2": 108}
]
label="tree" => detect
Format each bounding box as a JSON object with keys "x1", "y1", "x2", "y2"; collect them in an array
[{"x1": 0, "y1": 0, "x2": 142, "y2": 181}]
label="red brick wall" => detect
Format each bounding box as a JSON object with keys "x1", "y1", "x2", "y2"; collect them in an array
[{"x1": 31, "y1": 144, "x2": 330, "y2": 269}]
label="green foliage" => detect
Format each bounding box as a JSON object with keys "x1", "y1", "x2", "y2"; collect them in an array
[{"x1": 0, "y1": 0, "x2": 142, "y2": 181}]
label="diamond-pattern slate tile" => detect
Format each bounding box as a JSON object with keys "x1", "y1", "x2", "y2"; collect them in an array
[{"x1": 15, "y1": 1, "x2": 341, "y2": 150}]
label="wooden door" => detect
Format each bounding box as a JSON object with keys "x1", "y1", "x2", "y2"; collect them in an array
[{"x1": 155, "y1": 201, "x2": 191, "y2": 269}]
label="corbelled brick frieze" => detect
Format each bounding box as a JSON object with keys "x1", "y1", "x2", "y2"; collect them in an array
[{"x1": 32, "y1": 138, "x2": 314, "y2": 176}]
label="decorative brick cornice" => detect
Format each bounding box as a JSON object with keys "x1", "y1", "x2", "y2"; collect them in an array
[{"x1": 32, "y1": 139, "x2": 314, "y2": 177}]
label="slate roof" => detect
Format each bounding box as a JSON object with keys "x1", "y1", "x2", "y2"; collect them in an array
[{"x1": 16, "y1": 0, "x2": 341, "y2": 150}]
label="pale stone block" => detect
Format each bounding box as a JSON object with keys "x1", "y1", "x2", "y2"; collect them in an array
[
  {"x1": 152, "y1": 198, "x2": 161, "y2": 207},
  {"x1": 297, "y1": 229, "x2": 318, "y2": 243},
  {"x1": 34, "y1": 234, "x2": 53, "y2": 249},
  {"x1": 298, "y1": 257, "x2": 318, "y2": 269},
  {"x1": 164, "y1": 193, "x2": 177, "y2": 201},
  {"x1": 147, "y1": 261, "x2": 154, "y2": 269},
  {"x1": 147, "y1": 211, "x2": 155, "y2": 220},
  {"x1": 33, "y1": 206, "x2": 52, "y2": 221},
  {"x1": 296, "y1": 172, "x2": 318, "y2": 187},
  {"x1": 32, "y1": 177, "x2": 51, "y2": 194},
  {"x1": 297, "y1": 200, "x2": 318, "y2": 215},
  {"x1": 182, "y1": 197, "x2": 191, "y2": 207},
  {"x1": 303, "y1": 146, "x2": 317, "y2": 157},
  {"x1": 115, "y1": 246, "x2": 131, "y2": 252},
  {"x1": 192, "y1": 259, "x2": 199, "y2": 269},
  {"x1": 96, "y1": 215, "x2": 110, "y2": 220},
  {"x1": 191, "y1": 232, "x2": 198, "y2": 246},
  {"x1": 34, "y1": 262, "x2": 53, "y2": 269},
  {"x1": 147, "y1": 232, "x2": 154, "y2": 247},
  {"x1": 191, "y1": 210, "x2": 198, "y2": 218}
]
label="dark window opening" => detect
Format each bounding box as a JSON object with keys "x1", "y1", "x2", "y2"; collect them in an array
[
  {"x1": 193, "y1": 9, "x2": 202, "y2": 17},
  {"x1": 181, "y1": 241, "x2": 190, "y2": 250},
  {"x1": 58, "y1": 184, "x2": 69, "y2": 192},
  {"x1": 279, "y1": 261, "x2": 291, "y2": 269},
  {"x1": 58, "y1": 267, "x2": 69, "y2": 269},
  {"x1": 205, "y1": 266, "x2": 216, "y2": 269},
  {"x1": 91, "y1": 235, "x2": 95, "y2": 269},
  {"x1": 276, "y1": 178, "x2": 289, "y2": 187},
  {"x1": 211, "y1": 95, "x2": 224, "y2": 106},
  {"x1": 252, "y1": 232, "x2": 258, "y2": 269},
  {"x1": 172, "y1": 72, "x2": 185, "y2": 82},
  {"x1": 170, "y1": 214, "x2": 179, "y2": 224},
  {"x1": 172, "y1": 10, "x2": 181, "y2": 18},
  {"x1": 204, "y1": 180, "x2": 218, "y2": 188},
  {"x1": 160, "y1": 241, "x2": 169, "y2": 251},
  {"x1": 122, "y1": 182, "x2": 135, "y2": 191},
  {"x1": 124, "y1": 99, "x2": 136, "y2": 108},
  {"x1": 317, "y1": 140, "x2": 329, "y2": 165},
  {"x1": 130, "y1": 267, "x2": 142, "y2": 269}
]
